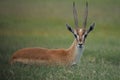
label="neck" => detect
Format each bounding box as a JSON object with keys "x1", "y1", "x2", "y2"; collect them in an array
[{"x1": 67, "y1": 40, "x2": 84, "y2": 65}]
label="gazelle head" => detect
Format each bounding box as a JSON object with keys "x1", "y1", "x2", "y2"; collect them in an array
[{"x1": 66, "y1": 2, "x2": 95, "y2": 48}]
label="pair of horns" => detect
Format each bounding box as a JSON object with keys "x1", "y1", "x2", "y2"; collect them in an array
[{"x1": 73, "y1": 2, "x2": 88, "y2": 29}]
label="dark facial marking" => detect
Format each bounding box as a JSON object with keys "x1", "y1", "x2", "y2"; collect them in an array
[
  {"x1": 84, "y1": 34, "x2": 87, "y2": 38},
  {"x1": 74, "y1": 34, "x2": 77, "y2": 39}
]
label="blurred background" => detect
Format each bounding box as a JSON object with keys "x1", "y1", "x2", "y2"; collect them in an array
[{"x1": 0, "y1": 0, "x2": 120, "y2": 80}]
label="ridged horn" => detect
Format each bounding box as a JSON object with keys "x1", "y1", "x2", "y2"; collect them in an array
[
  {"x1": 73, "y1": 2, "x2": 79, "y2": 29},
  {"x1": 83, "y1": 2, "x2": 88, "y2": 28}
]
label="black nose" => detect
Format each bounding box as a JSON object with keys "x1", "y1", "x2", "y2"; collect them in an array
[{"x1": 78, "y1": 44, "x2": 83, "y2": 48}]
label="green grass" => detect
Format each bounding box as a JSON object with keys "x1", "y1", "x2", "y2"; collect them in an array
[{"x1": 0, "y1": 0, "x2": 120, "y2": 80}]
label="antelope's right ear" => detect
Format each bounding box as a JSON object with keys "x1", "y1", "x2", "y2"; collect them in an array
[
  {"x1": 66, "y1": 24, "x2": 74, "y2": 33},
  {"x1": 66, "y1": 24, "x2": 77, "y2": 39}
]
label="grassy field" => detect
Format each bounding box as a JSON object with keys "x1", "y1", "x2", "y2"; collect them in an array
[{"x1": 0, "y1": 0, "x2": 120, "y2": 80}]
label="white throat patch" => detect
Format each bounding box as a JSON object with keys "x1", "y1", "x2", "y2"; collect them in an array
[{"x1": 72, "y1": 45, "x2": 84, "y2": 65}]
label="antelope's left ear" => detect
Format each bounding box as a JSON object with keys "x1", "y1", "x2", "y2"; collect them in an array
[{"x1": 87, "y1": 23, "x2": 95, "y2": 33}]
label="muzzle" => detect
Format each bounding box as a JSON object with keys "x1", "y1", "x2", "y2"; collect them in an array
[{"x1": 78, "y1": 44, "x2": 83, "y2": 48}]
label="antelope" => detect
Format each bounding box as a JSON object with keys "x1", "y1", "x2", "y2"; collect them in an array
[{"x1": 10, "y1": 2, "x2": 95, "y2": 66}]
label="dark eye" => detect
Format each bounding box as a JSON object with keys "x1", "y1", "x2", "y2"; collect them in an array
[
  {"x1": 84, "y1": 34, "x2": 87, "y2": 38},
  {"x1": 74, "y1": 34, "x2": 77, "y2": 38}
]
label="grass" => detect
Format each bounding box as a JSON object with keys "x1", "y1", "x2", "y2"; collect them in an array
[{"x1": 0, "y1": 0, "x2": 120, "y2": 80}]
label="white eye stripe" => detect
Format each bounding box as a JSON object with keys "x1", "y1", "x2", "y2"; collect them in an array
[
  {"x1": 74, "y1": 34, "x2": 79, "y2": 41},
  {"x1": 82, "y1": 35, "x2": 84, "y2": 39},
  {"x1": 77, "y1": 35, "x2": 79, "y2": 38}
]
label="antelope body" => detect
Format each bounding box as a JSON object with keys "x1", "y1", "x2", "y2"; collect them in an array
[{"x1": 10, "y1": 2, "x2": 95, "y2": 66}]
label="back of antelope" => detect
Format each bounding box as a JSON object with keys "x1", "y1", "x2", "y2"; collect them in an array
[{"x1": 10, "y1": 2, "x2": 95, "y2": 66}]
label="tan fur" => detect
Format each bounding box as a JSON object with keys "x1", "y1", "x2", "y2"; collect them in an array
[
  {"x1": 78, "y1": 29, "x2": 86, "y2": 43},
  {"x1": 10, "y1": 40, "x2": 77, "y2": 65}
]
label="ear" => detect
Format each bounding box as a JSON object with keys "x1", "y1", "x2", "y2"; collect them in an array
[
  {"x1": 66, "y1": 24, "x2": 74, "y2": 33},
  {"x1": 66, "y1": 24, "x2": 77, "y2": 39},
  {"x1": 87, "y1": 22, "x2": 95, "y2": 33}
]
